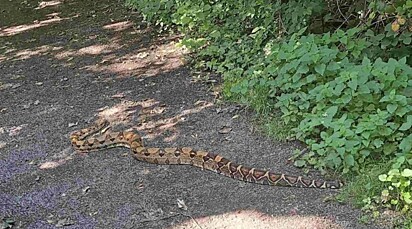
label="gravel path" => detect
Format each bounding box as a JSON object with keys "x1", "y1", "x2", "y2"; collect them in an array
[{"x1": 0, "y1": 0, "x2": 381, "y2": 228}]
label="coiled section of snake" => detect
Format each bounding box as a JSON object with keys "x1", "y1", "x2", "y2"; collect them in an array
[{"x1": 70, "y1": 120, "x2": 343, "y2": 189}]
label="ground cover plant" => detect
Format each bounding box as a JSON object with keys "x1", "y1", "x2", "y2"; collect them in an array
[{"x1": 126, "y1": 0, "x2": 412, "y2": 226}]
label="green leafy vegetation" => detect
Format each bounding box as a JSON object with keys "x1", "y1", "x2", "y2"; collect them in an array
[{"x1": 126, "y1": 0, "x2": 412, "y2": 224}]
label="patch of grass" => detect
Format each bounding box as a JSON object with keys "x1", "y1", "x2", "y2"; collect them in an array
[
  {"x1": 400, "y1": 219, "x2": 412, "y2": 229},
  {"x1": 224, "y1": 82, "x2": 272, "y2": 114},
  {"x1": 339, "y1": 161, "x2": 389, "y2": 207},
  {"x1": 223, "y1": 79, "x2": 294, "y2": 141},
  {"x1": 336, "y1": 161, "x2": 412, "y2": 227},
  {"x1": 257, "y1": 114, "x2": 295, "y2": 141},
  {"x1": 336, "y1": 161, "x2": 404, "y2": 227}
]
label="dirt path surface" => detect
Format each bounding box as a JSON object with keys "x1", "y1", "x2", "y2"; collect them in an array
[{"x1": 0, "y1": 1, "x2": 382, "y2": 228}]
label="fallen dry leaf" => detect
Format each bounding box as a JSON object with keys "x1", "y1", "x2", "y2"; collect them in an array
[
  {"x1": 0, "y1": 83, "x2": 13, "y2": 90},
  {"x1": 97, "y1": 105, "x2": 109, "y2": 111},
  {"x1": 232, "y1": 115, "x2": 240, "y2": 119},
  {"x1": 68, "y1": 122, "x2": 77, "y2": 127},
  {"x1": 56, "y1": 218, "x2": 74, "y2": 227},
  {"x1": 9, "y1": 124, "x2": 27, "y2": 136},
  {"x1": 397, "y1": 16, "x2": 406, "y2": 25},
  {"x1": 82, "y1": 186, "x2": 90, "y2": 194},
  {"x1": 111, "y1": 92, "x2": 125, "y2": 98},
  {"x1": 142, "y1": 168, "x2": 150, "y2": 175},
  {"x1": 177, "y1": 199, "x2": 188, "y2": 211},
  {"x1": 137, "y1": 182, "x2": 145, "y2": 189},
  {"x1": 39, "y1": 161, "x2": 61, "y2": 169},
  {"x1": 391, "y1": 21, "x2": 400, "y2": 32},
  {"x1": 11, "y1": 83, "x2": 21, "y2": 89},
  {"x1": 194, "y1": 100, "x2": 207, "y2": 106},
  {"x1": 152, "y1": 107, "x2": 165, "y2": 114},
  {"x1": 191, "y1": 134, "x2": 198, "y2": 139},
  {"x1": 11, "y1": 74, "x2": 24, "y2": 80},
  {"x1": 218, "y1": 126, "x2": 232, "y2": 134},
  {"x1": 39, "y1": 159, "x2": 68, "y2": 169},
  {"x1": 136, "y1": 52, "x2": 149, "y2": 59}
]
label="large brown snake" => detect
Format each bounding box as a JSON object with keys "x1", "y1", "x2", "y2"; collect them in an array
[{"x1": 70, "y1": 120, "x2": 343, "y2": 189}]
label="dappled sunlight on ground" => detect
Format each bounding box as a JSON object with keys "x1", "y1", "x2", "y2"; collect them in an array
[
  {"x1": 10, "y1": 45, "x2": 63, "y2": 61},
  {"x1": 1, "y1": 1, "x2": 187, "y2": 81},
  {"x1": 103, "y1": 20, "x2": 134, "y2": 32},
  {"x1": 0, "y1": 13, "x2": 72, "y2": 37},
  {"x1": 1, "y1": 34, "x2": 186, "y2": 82},
  {"x1": 172, "y1": 210, "x2": 344, "y2": 229},
  {"x1": 0, "y1": 0, "x2": 202, "y2": 189},
  {"x1": 135, "y1": 99, "x2": 212, "y2": 142},
  {"x1": 98, "y1": 100, "x2": 141, "y2": 125},
  {"x1": 77, "y1": 43, "x2": 119, "y2": 55},
  {"x1": 35, "y1": 0, "x2": 63, "y2": 10},
  {"x1": 95, "y1": 98, "x2": 213, "y2": 143},
  {"x1": 83, "y1": 37, "x2": 188, "y2": 78},
  {"x1": 54, "y1": 42, "x2": 121, "y2": 59}
]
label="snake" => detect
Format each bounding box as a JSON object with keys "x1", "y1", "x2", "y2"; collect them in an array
[{"x1": 70, "y1": 120, "x2": 343, "y2": 189}]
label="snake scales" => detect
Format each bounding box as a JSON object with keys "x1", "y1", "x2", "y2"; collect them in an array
[{"x1": 70, "y1": 120, "x2": 343, "y2": 189}]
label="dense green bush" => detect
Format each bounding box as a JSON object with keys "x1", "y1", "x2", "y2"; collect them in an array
[
  {"x1": 265, "y1": 31, "x2": 412, "y2": 173},
  {"x1": 126, "y1": 0, "x2": 412, "y2": 219},
  {"x1": 129, "y1": 0, "x2": 175, "y2": 25}
]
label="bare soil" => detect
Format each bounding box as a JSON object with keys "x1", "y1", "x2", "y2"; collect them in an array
[{"x1": 0, "y1": 0, "x2": 383, "y2": 228}]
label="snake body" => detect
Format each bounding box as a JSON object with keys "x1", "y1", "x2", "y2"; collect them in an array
[{"x1": 70, "y1": 120, "x2": 343, "y2": 189}]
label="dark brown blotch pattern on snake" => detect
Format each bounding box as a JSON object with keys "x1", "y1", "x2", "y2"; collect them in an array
[{"x1": 70, "y1": 120, "x2": 343, "y2": 189}]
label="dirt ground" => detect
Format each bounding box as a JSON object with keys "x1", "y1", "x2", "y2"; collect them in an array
[{"x1": 0, "y1": 0, "x2": 385, "y2": 228}]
